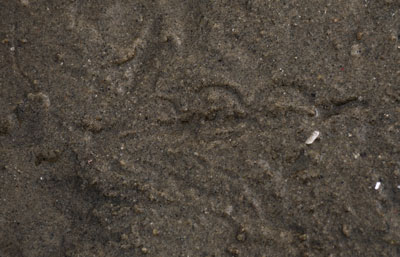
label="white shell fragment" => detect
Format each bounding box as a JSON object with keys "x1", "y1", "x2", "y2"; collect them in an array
[
  {"x1": 374, "y1": 182, "x2": 381, "y2": 190},
  {"x1": 314, "y1": 108, "x2": 319, "y2": 117},
  {"x1": 305, "y1": 131, "x2": 320, "y2": 145}
]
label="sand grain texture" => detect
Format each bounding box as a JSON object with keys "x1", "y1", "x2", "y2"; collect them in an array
[{"x1": 1, "y1": 0, "x2": 400, "y2": 256}]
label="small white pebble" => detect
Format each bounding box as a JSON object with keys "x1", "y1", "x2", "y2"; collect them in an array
[
  {"x1": 374, "y1": 182, "x2": 381, "y2": 190},
  {"x1": 10, "y1": 46, "x2": 15, "y2": 51},
  {"x1": 397, "y1": 185, "x2": 400, "y2": 190},
  {"x1": 305, "y1": 131, "x2": 320, "y2": 145},
  {"x1": 314, "y1": 107, "x2": 319, "y2": 117},
  {"x1": 40, "y1": 177, "x2": 44, "y2": 181}
]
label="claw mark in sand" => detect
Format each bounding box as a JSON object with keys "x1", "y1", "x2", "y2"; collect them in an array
[{"x1": 112, "y1": 21, "x2": 152, "y2": 66}]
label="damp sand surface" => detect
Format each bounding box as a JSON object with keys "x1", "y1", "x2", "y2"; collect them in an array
[{"x1": 1, "y1": 1, "x2": 400, "y2": 256}]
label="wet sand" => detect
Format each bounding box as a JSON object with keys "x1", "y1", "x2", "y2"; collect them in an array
[{"x1": 1, "y1": 1, "x2": 400, "y2": 256}]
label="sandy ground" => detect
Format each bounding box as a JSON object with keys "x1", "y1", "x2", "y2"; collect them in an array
[{"x1": 1, "y1": 0, "x2": 400, "y2": 256}]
